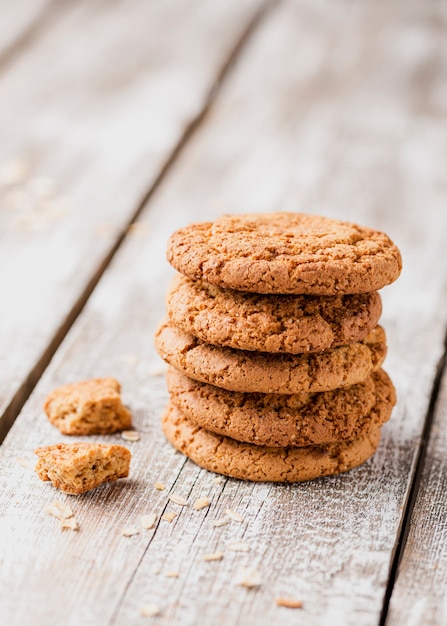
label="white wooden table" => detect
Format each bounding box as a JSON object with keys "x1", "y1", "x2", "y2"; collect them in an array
[{"x1": 1, "y1": 1, "x2": 446, "y2": 624}]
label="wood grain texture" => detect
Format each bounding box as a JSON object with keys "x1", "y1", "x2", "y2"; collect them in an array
[
  {"x1": 0, "y1": 0, "x2": 266, "y2": 433},
  {"x1": 1, "y1": 0, "x2": 447, "y2": 625},
  {"x1": 386, "y1": 363, "x2": 447, "y2": 626},
  {"x1": 0, "y1": 0, "x2": 59, "y2": 65}
]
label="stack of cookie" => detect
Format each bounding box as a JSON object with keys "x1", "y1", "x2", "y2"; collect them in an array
[{"x1": 155, "y1": 213, "x2": 401, "y2": 482}]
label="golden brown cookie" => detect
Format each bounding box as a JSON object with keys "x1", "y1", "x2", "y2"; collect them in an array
[
  {"x1": 167, "y1": 274, "x2": 382, "y2": 353},
  {"x1": 35, "y1": 442, "x2": 131, "y2": 495},
  {"x1": 167, "y1": 213, "x2": 402, "y2": 295},
  {"x1": 155, "y1": 321, "x2": 387, "y2": 393},
  {"x1": 162, "y1": 404, "x2": 382, "y2": 482},
  {"x1": 167, "y1": 368, "x2": 395, "y2": 447},
  {"x1": 43, "y1": 378, "x2": 132, "y2": 435}
]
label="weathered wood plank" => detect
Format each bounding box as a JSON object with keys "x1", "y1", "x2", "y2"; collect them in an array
[
  {"x1": 0, "y1": 0, "x2": 58, "y2": 65},
  {"x1": 1, "y1": 0, "x2": 447, "y2": 625},
  {"x1": 0, "y1": 0, "x2": 268, "y2": 436},
  {"x1": 386, "y1": 359, "x2": 447, "y2": 626}
]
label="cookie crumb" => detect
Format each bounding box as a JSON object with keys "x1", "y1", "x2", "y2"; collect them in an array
[
  {"x1": 140, "y1": 604, "x2": 161, "y2": 617},
  {"x1": 45, "y1": 500, "x2": 74, "y2": 520},
  {"x1": 225, "y1": 508, "x2": 244, "y2": 523},
  {"x1": 165, "y1": 571, "x2": 179, "y2": 578},
  {"x1": 213, "y1": 517, "x2": 229, "y2": 528},
  {"x1": 168, "y1": 493, "x2": 188, "y2": 506},
  {"x1": 121, "y1": 430, "x2": 140, "y2": 442},
  {"x1": 154, "y1": 483, "x2": 166, "y2": 491},
  {"x1": 193, "y1": 497, "x2": 210, "y2": 510},
  {"x1": 43, "y1": 378, "x2": 132, "y2": 436},
  {"x1": 16, "y1": 456, "x2": 36, "y2": 471},
  {"x1": 161, "y1": 512, "x2": 177, "y2": 523},
  {"x1": 275, "y1": 597, "x2": 303, "y2": 609},
  {"x1": 202, "y1": 552, "x2": 224, "y2": 562},
  {"x1": 235, "y1": 567, "x2": 262, "y2": 588},
  {"x1": 141, "y1": 513, "x2": 157, "y2": 530},
  {"x1": 227, "y1": 541, "x2": 250, "y2": 553},
  {"x1": 61, "y1": 517, "x2": 79, "y2": 531},
  {"x1": 122, "y1": 527, "x2": 139, "y2": 537}
]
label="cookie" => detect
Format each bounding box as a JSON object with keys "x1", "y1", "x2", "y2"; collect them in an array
[
  {"x1": 167, "y1": 274, "x2": 382, "y2": 353},
  {"x1": 167, "y1": 213, "x2": 402, "y2": 295},
  {"x1": 155, "y1": 321, "x2": 387, "y2": 393},
  {"x1": 167, "y1": 368, "x2": 395, "y2": 447},
  {"x1": 162, "y1": 403, "x2": 382, "y2": 482},
  {"x1": 35, "y1": 442, "x2": 131, "y2": 495},
  {"x1": 43, "y1": 378, "x2": 132, "y2": 435}
]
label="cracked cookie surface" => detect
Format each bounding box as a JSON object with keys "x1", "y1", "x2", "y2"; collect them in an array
[
  {"x1": 167, "y1": 213, "x2": 402, "y2": 295},
  {"x1": 155, "y1": 321, "x2": 387, "y2": 393},
  {"x1": 167, "y1": 368, "x2": 395, "y2": 447},
  {"x1": 167, "y1": 274, "x2": 382, "y2": 353},
  {"x1": 162, "y1": 403, "x2": 382, "y2": 482}
]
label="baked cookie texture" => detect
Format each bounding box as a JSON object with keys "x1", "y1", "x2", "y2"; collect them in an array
[
  {"x1": 35, "y1": 442, "x2": 131, "y2": 495},
  {"x1": 162, "y1": 404, "x2": 381, "y2": 482},
  {"x1": 158, "y1": 212, "x2": 401, "y2": 482},
  {"x1": 167, "y1": 367, "x2": 395, "y2": 447},
  {"x1": 167, "y1": 274, "x2": 382, "y2": 353},
  {"x1": 155, "y1": 321, "x2": 387, "y2": 393},
  {"x1": 44, "y1": 378, "x2": 132, "y2": 435},
  {"x1": 167, "y1": 213, "x2": 402, "y2": 295}
]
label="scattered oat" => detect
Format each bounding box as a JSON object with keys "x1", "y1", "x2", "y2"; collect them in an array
[
  {"x1": 235, "y1": 567, "x2": 262, "y2": 588},
  {"x1": 193, "y1": 497, "x2": 210, "y2": 511},
  {"x1": 27, "y1": 176, "x2": 55, "y2": 199},
  {"x1": 152, "y1": 567, "x2": 161, "y2": 575},
  {"x1": 161, "y1": 512, "x2": 177, "y2": 523},
  {"x1": 4, "y1": 189, "x2": 32, "y2": 211},
  {"x1": 0, "y1": 159, "x2": 29, "y2": 186},
  {"x1": 275, "y1": 597, "x2": 303, "y2": 609},
  {"x1": 165, "y1": 571, "x2": 179, "y2": 578},
  {"x1": 16, "y1": 456, "x2": 36, "y2": 471},
  {"x1": 141, "y1": 513, "x2": 157, "y2": 530},
  {"x1": 95, "y1": 222, "x2": 118, "y2": 238},
  {"x1": 121, "y1": 430, "x2": 140, "y2": 442},
  {"x1": 213, "y1": 517, "x2": 229, "y2": 528},
  {"x1": 120, "y1": 353, "x2": 139, "y2": 366},
  {"x1": 225, "y1": 508, "x2": 244, "y2": 523},
  {"x1": 61, "y1": 517, "x2": 79, "y2": 531},
  {"x1": 121, "y1": 527, "x2": 140, "y2": 537},
  {"x1": 202, "y1": 552, "x2": 224, "y2": 562},
  {"x1": 128, "y1": 222, "x2": 149, "y2": 236},
  {"x1": 148, "y1": 366, "x2": 165, "y2": 377},
  {"x1": 154, "y1": 483, "x2": 166, "y2": 491},
  {"x1": 140, "y1": 604, "x2": 161, "y2": 617},
  {"x1": 45, "y1": 500, "x2": 74, "y2": 520},
  {"x1": 213, "y1": 476, "x2": 224, "y2": 485},
  {"x1": 227, "y1": 542, "x2": 250, "y2": 553},
  {"x1": 168, "y1": 493, "x2": 188, "y2": 506}
]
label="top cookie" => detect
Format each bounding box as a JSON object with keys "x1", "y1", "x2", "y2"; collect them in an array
[{"x1": 167, "y1": 213, "x2": 402, "y2": 295}]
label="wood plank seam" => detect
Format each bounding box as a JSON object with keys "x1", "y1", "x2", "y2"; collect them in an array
[
  {"x1": 0, "y1": 0, "x2": 73, "y2": 73},
  {"x1": 380, "y1": 325, "x2": 447, "y2": 626},
  {"x1": 0, "y1": 0, "x2": 278, "y2": 446}
]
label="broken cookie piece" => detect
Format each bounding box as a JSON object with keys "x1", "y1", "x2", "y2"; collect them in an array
[
  {"x1": 43, "y1": 378, "x2": 132, "y2": 435},
  {"x1": 35, "y1": 442, "x2": 131, "y2": 495}
]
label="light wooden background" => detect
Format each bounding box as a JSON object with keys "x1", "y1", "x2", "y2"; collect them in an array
[{"x1": 0, "y1": 1, "x2": 446, "y2": 625}]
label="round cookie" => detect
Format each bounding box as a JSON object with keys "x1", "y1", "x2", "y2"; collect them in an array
[
  {"x1": 162, "y1": 404, "x2": 382, "y2": 482},
  {"x1": 167, "y1": 213, "x2": 402, "y2": 295},
  {"x1": 155, "y1": 321, "x2": 387, "y2": 393},
  {"x1": 167, "y1": 368, "x2": 395, "y2": 447},
  {"x1": 167, "y1": 274, "x2": 382, "y2": 353}
]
